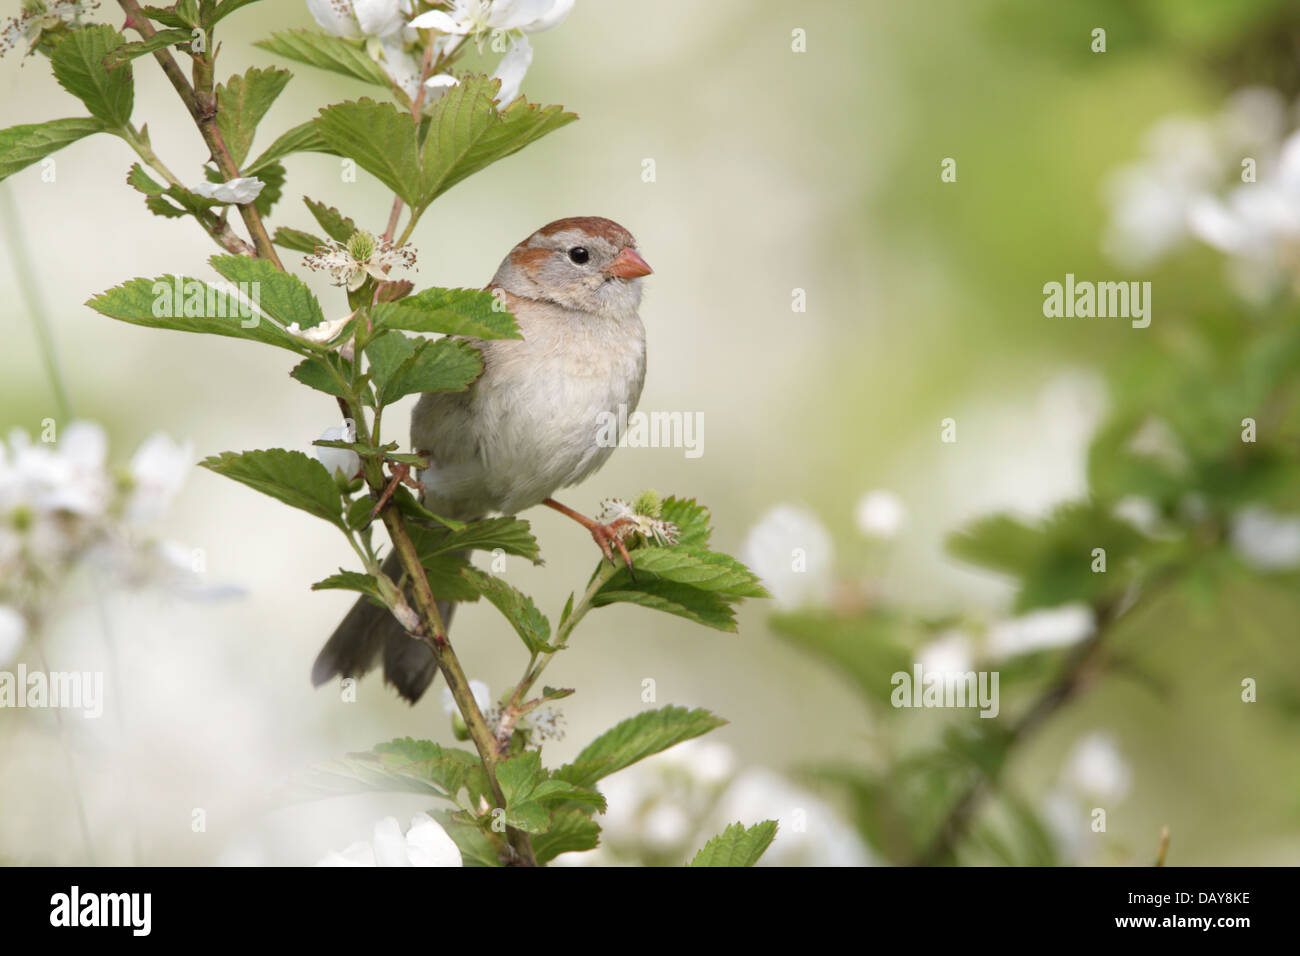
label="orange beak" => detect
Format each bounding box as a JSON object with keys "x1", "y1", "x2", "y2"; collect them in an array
[{"x1": 605, "y1": 247, "x2": 653, "y2": 279}]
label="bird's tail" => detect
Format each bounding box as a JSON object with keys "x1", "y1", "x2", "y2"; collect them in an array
[{"x1": 311, "y1": 551, "x2": 459, "y2": 704}]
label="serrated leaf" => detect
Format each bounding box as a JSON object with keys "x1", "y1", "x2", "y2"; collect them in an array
[
  {"x1": 51, "y1": 25, "x2": 134, "y2": 128},
  {"x1": 87, "y1": 275, "x2": 300, "y2": 351},
  {"x1": 533, "y1": 810, "x2": 600, "y2": 864},
  {"x1": 289, "y1": 356, "x2": 349, "y2": 397},
  {"x1": 315, "y1": 98, "x2": 423, "y2": 206},
  {"x1": 619, "y1": 546, "x2": 768, "y2": 598},
  {"x1": 254, "y1": 30, "x2": 390, "y2": 87},
  {"x1": 142, "y1": 4, "x2": 195, "y2": 28},
  {"x1": 102, "y1": 29, "x2": 193, "y2": 69},
  {"x1": 659, "y1": 496, "x2": 712, "y2": 547},
  {"x1": 592, "y1": 578, "x2": 738, "y2": 630},
  {"x1": 408, "y1": 516, "x2": 541, "y2": 563},
  {"x1": 555, "y1": 706, "x2": 728, "y2": 790},
  {"x1": 366, "y1": 333, "x2": 483, "y2": 406},
  {"x1": 418, "y1": 74, "x2": 576, "y2": 206},
  {"x1": 0, "y1": 118, "x2": 105, "y2": 181},
  {"x1": 312, "y1": 570, "x2": 383, "y2": 601},
  {"x1": 126, "y1": 162, "x2": 165, "y2": 195},
  {"x1": 245, "y1": 121, "x2": 337, "y2": 175},
  {"x1": 295, "y1": 739, "x2": 484, "y2": 803},
  {"x1": 462, "y1": 568, "x2": 551, "y2": 653},
  {"x1": 212, "y1": 0, "x2": 263, "y2": 25},
  {"x1": 303, "y1": 197, "x2": 358, "y2": 243},
  {"x1": 420, "y1": 552, "x2": 481, "y2": 602},
  {"x1": 199, "y1": 448, "x2": 344, "y2": 529},
  {"x1": 208, "y1": 254, "x2": 324, "y2": 330},
  {"x1": 372, "y1": 287, "x2": 521, "y2": 340},
  {"x1": 273, "y1": 226, "x2": 327, "y2": 253},
  {"x1": 250, "y1": 160, "x2": 285, "y2": 218},
  {"x1": 433, "y1": 812, "x2": 502, "y2": 867},
  {"x1": 215, "y1": 66, "x2": 291, "y2": 168},
  {"x1": 688, "y1": 820, "x2": 777, "y2": 867}
]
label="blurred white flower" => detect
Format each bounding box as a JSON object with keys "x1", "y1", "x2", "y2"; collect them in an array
[
  {"x1": 1113, "y1": 495, "x2": 1162, "y2": 536},
  {"x1": 1231, "y1": 506, "x2": 1300, "y2": 570},
  {"x1": 915, "y1": 629, "x2": 973, "y2": 676},
  {"x1": 127, "y1": 433, "x2": 193, "y2": 523},
  {"x1": 854, "y1": 489, "x2": 905, "y2": 539},
  {"x1": 1064, "y1": 733, "x2": 1131, "y2": 802},
  {"x1": 656, "y1": 738, "x2": 737, "y2": 787},
  {"x1": 441, "y1": 678, "x2": 492, "y2": 715},
  {"x1": 0, "y1": 605, "x2": 26, "y2": 667},
  {"x1": 318, "y1": 812, "x2": 461, "y2": 866},
  {"x1": 742, "y1": 504, "x2": 832, "y2": 609},
  {"x1": 190, "y1": 177, "x2": 265, "y2": 205},
  {"x1": 986, "y1": 604, "x2": 1094, "y2": 658},
  {"x1": 314, "y1": 425, "x2": 360, "y2": 480},
  {"x1": 706, "y1": 768, "x2": 872, "y2": 867}
]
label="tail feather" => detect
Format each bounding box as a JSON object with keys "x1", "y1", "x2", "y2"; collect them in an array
[{"x1": 312, "y1": 551, "x2": 460, "y2": 704}]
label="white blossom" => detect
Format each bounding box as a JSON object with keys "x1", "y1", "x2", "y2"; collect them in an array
[
  {"x1": 1064, "y1": 732, "x2": 1131, "y2": 802},
  {"x1": 410, "y1": 0, "x2": 573, "y2": 38},
  {"x1": 1231, "y1": 506, "x2": 1300, "y2": 570},
  {"x1": 314, "y1": 426, "x2": 360, "y2": 480},
  {"x1": 854, "y1": 489, "x2": 905, "y2": 539},
  {"x1": 915, "y1": 629, "x2": 973, "y2": 676},
  {"x1": 190, "y1": 177, "x2": 265, "y2": 205},
  {"x1": 304, "y1": 231, "x2": 416, "y2": 292},
  {"x1": 741, "y1": 505, "x2": 832, "y2": 609},
  {"x1": 127, "y1": 433, "x2": 193, "y2": 523},
  {"x1": 0, "y1": 605, "x2": 25, "y2": 667},
  {"x1": 318, "y1": 812, "x2": 462, "y2": 866},
  {"x1": 491, "y1": 34, "x2": 533, "y2": 105},
  {"x1": 986, "y1": 604, "x2": 1094, "y2": 658},
  {"x1": 441, "y1": 678, "x2": 493, "y2": 715}
]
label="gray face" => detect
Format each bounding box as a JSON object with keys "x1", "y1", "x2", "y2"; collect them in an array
[{"x1": 493, "y1": 219, "x2": 647, "y2": 320}]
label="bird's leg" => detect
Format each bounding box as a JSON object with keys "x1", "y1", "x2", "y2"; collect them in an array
[{"x1": 543, "y1": 497, "x2": 635, "y2": 571}]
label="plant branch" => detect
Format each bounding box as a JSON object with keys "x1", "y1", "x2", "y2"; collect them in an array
[{"x1": 117, "y1": 0, "x2": 282, "y2": 267}]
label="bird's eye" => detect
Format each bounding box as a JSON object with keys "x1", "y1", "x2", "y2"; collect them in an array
[{"x1": 568, "y1": 246, "x2": 590, "y2": 264}]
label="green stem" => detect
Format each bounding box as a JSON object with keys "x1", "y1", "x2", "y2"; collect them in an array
[{"x1": 0, "y1": 185, "x2": 73, "y2": 421}]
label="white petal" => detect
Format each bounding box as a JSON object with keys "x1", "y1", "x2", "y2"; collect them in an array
[
  {"x1": 987, "y1": 604, "x2": 1095, "y2": 658},
  {"x1": 317, "y1": 838, "x2": 377, "y2": 866},
  {"x1": 354, "y1": 0, "x2": 406, "y2": 37},
  {"x1": 409, "y1": 10, "x2": 468, "y2": 33},
  {"x1": 377, "y1": 37, "x2": 421, "y2": 97},
  {"x1": 127, "y1": 433, "x2": 193, "y2": 522},
  {"x1": 314, "y1": 426, "x2": 361, "y2": 479},
  {"x1": 741, "y1": 504, "x2": 832, "y2": 609},
  {"x1": 370, "y1": 816, "x2": 412, "y2": 866},
  {"x1": 490, "y1": 34, "x2": 533, "y2": 105},
  {"x1": 306, "y1": 0, "x2": 361, "y2": 37},
  {"x1": 404, "y1": 813, "x2": 463, "y2": 866},
  {"x1": 522, "y1": 0, "x2": 574, "y2": 32},
  {"x1": 191, "y1": 177, "x2": 265, "y2": 205},
  {"x1": 424, "y1": 73, "x2": 461, "y2": 89}
]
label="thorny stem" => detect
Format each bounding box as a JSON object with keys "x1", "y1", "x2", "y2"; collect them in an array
[{"x1": 117, "y1": 0, "x2": 282, "y2": 267}]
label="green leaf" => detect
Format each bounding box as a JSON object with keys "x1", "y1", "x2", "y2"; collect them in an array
[
  {"x1": 312, "y1": 570, "x2": 383, "y2": 602},
  {"x1": 102, "y1": 29, "x2": 194, "y2": 69},
  {"x1": 244, "y1": 121, "x2": 337, "y2": 176},
  {"x1": 593, "y1": 578, "x2": 738, "y2": 630},
  {"x1": 947, "y1": 501, "x2": 1151, "y2": 612},
  {"x1": 688, "y1": 821, "x2": 778, "y2": 867},
  {"x1": 533, "y1": 810, "x2": 600, "y2": 864},
  {"x1": 212, "y1": 0, "x2": 264, "y2": 25},
  {"x1": 215, "y1": 66, "x2": 291, "y2": 168},
  {"x1": 434, "y1": 812, "x2": 502, "y2": 867},
  {"x1": 420, "y1": 552, "x2": 482, "y2": 602},
  {"x1": 659, "y1": 496, "x2": 712, "y2": 547},
  {"x1": 372, "y1": 287, "x2": 521, "y2": 340},
  {"x1": 0, "y1": 118, "x2": 105, "y2": 181},
  {"x1": 289, "y1": 356, "x2": 349, "y2": 397},
  {"x1": 142, "y1": 4, "x2": 197, "y2": 28},
  {"x1": 408, "y1": 516, "x2": 541, "y2": 563},
  {"x1": 250, "y1": 160, "x2": 285, "y2": 218},
  {"x1": 87, "y1": 275, "x2": 301, "y2": 351},
  {"x1": 199, "y1": 448, "x2": 344, "y2": 529},
  {"x1": 296, "y1": 739, "x2": 486, "y2": 803},
  {"x1": 208, "y1": 254, "x2": 325, "y2": 331},
  {"x1": 555, "y1": 706, "x2": 728, "y2": 790},
  {"x1": 255, "y1": 31, "x2": 391, "y2": 87},
  {"x1": 315, "y1": 98, "x2": 423, "y2": 206},
  {"x1": 418, "y1": 74, "x2": 576, "y2": 206},
  {"x1": 51, "y1": 25, "x2": 134, "y2": 128},
  {"x1": 620, "y1": 546, "x2": 768, "y2": 598},
  {"x1": 365, "y1": 334, "x2": 483, "y2": 406},
  {"x1": 273, "y1": 226, "x2": 327, "y2": 253},
  {"x1": 462, "y1": 568, "x2": 551, "y2": 653},
  {"x1": 496, "y1": 752, "x2": 604, "y2": 834},
  {"x1": 303, "y1": 197, "x2": 358, "y2": 243}
]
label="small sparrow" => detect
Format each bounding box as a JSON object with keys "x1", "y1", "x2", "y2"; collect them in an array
[{"x1": 313, "y1": 216, "x2": 653, "y2": 702}]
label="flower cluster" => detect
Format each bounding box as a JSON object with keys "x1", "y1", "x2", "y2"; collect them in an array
[
  {"x1": 0, "y1": 422, "x2": 198, "y2": 665},
  {"x1": 306, "y1": 0, "x2": 573, "y2": 105},
  {"x1": 0, "y1": 0, "x2": 98, "y2": 59},
  {"x1": 303, "y1": 230, "x2": 417, "y2": 292}
]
